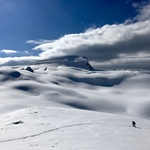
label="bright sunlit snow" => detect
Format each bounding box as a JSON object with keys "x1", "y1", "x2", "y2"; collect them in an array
[{"x1": 0, "y1": 56, "x2": 150, "y2": 150}]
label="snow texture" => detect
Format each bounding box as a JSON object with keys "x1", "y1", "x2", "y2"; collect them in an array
[{"x1": 0, "y1": 55, "x2": 150, "y2": 150}]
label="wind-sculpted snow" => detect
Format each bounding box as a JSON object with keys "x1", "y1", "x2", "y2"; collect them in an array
[
  {"x1": 0, "y1": 56, "x2": 150, "y2": 149},
  {"x1": 119, "y1": 72, "x2": 150, "y2": 88},
  {"x1": 0, "y1": 56, "x2": 150, "y2": 119},
  {"x1": 0, "y1": 69, "x2": 21, "y2": 82}
]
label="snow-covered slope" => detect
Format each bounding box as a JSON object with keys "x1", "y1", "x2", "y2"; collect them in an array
[
  {"x1": 0, "y1": 107, "x2": 150, "y2": 150},
  {"x1": 0, "y1": 55, "x2": 150, "y2": 149}
]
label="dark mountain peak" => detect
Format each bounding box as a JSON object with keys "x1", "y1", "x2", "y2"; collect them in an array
[{"x1": 32, "y1": 55, "x2": 94, "y2": 71}]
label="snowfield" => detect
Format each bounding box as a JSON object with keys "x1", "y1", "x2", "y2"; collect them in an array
[{"x1": 0, "y1": 56, "x2": 150, "y2": 150}]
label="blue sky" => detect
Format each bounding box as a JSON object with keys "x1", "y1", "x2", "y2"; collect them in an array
[
  {"x1": 0, "y1": 0, "x2": 140, "y2": 53},
  {"x1": 0, "y1": 0, "x2": 150, "y2": 70}
]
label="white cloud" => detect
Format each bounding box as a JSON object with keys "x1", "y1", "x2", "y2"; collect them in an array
[
  {"x1": 31, "y1": 21, "x2": 150, "y2": 69},
  {"x1": 0, "y1": 56, "x2": 40, "y2": 66},
  {"x1": 1, "y1": 1, "x2": 150, "y2": 70},
  {"x1": 134, "y1": 1, "x2": 150, "y2": 21},
  {"x1": 26, "y1": 39, "x2": 55, "y2": 45},
  {"x1": 0, "y1": 49, "x2": 18, "y2": 54},
  {"x1": 23, "y1": 1, "x2": 149, "y2": 70}
]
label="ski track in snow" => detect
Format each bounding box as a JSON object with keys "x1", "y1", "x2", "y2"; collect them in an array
[
  {"x1": 0, "y1": 56, "x2": 150, "y2": 149},
  {"x1": 0, "y1": 122, "x2": 134, "y2": 143}
]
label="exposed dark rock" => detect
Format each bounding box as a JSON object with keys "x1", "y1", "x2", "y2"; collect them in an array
[
  {"x1": 12, "y1": 120, "x2": 24, "y2": 125},
  {"x1": 44, "y1": 67, "x2": 47, "y2": 71},
  {"x1": 26, "y1": 66, "x2": 34, "y2": 73}
]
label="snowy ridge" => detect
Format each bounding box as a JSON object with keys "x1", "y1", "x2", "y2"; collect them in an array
[
  {"x1": 32, "y1": 55, "x2": 94, "y2": 71},
  {"x1": 0, "y1": 56, "x2": 150, "y2": 149}
]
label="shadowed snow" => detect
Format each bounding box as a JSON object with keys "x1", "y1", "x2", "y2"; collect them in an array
[
  {"x1": 0, "y1": 56, "x2": 150, "y2": 149},
  {"x1": 0, "y1": 56, "x2": 150, "y2": 118}
]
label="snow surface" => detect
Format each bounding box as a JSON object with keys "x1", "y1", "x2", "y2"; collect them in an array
[{"x1": 0, "y1": 56, "x2": 150, "y2": 150}]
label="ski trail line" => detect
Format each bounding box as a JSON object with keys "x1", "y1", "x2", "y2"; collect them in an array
[{"x1": 0, "y1": 122, "x2": 130, "y2": 143}]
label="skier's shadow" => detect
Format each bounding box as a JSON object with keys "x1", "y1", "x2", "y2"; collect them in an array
[{"x1": 135, "y1": 126, "x2": 141, "y2": 129}]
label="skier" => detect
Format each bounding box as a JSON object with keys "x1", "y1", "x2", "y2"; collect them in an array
[{"x1": 132, "y1": 121, "x2": 136, "y2": 127}]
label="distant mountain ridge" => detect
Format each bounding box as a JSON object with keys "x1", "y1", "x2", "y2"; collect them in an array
[{"x1": 32, "y1": 55, "x2": 94, "y2": 71}]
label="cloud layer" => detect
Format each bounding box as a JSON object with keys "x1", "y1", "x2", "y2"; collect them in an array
[
  {"x1": 0, "y1": 49, "x2": 18, "y2": 54},
  {"x1": 1, "y1": 1, "x2": 150, "y2": 70}
]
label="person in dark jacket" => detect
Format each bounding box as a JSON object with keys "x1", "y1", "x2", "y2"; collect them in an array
[{"x1": 132, "y1": 121, "x2": 136, "y2": 127}]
